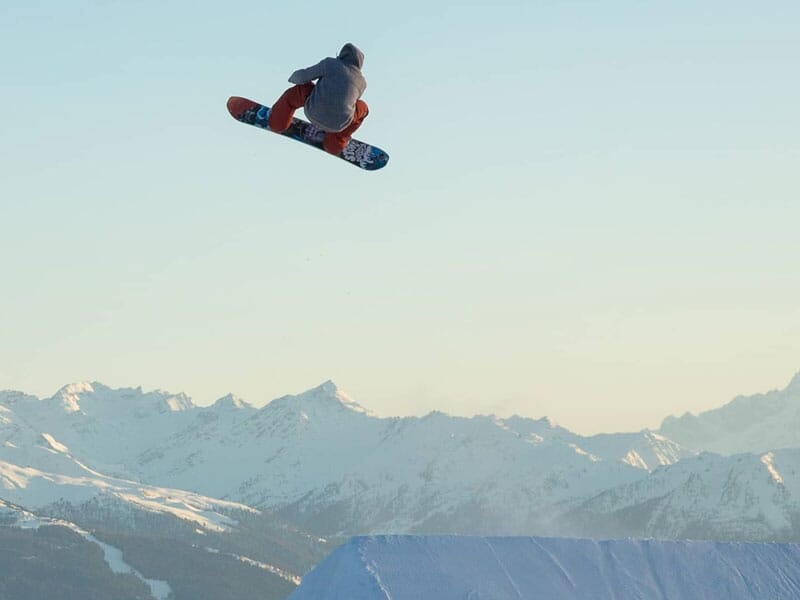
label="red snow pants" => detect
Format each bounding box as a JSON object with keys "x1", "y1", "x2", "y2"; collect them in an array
[{"x1": 268, "y1": 83, "x2": 369, "y2": 155}]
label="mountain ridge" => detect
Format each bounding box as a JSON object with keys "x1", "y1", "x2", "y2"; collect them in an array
[
  {"x1": 659, "y1": 371, "x2": 800, "y2": 455},
  {"x1": 3, "y1": 372, "x2": 800, "y2": 543}
]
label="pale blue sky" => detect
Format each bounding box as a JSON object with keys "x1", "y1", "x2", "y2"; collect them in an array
[{"x1": 2, "y1": 0, "x2": 799, "y2": 433}]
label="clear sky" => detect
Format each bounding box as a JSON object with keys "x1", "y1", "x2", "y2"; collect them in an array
[{"x1": 2, "y1": 0, "x2": 799, "y2": 434}]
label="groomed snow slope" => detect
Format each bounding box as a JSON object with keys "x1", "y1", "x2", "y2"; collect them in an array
[{"x1": 288, "y1": 535, "x2": 800, "y2": 600}]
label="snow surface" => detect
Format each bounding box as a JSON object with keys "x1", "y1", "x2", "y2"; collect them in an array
[
  {"x1": 85, "y1": 532, "x2": 172, "y2": 600},
  {"x1": 0, "y1": 459, "x2": 255, "y2": 532},
  {"x1": 200, "y1": 546, "x2": 301, "y2": 584},
  {"x1": 288, "y1": 535, "x2": 800, "y2": 600}
]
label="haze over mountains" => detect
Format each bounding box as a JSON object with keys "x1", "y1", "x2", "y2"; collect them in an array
[{"x1": 2, "y1": 372, "x2": 800, "y2": 598}]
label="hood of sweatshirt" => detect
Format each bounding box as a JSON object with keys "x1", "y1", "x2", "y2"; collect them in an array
[{"x1": 338, "y1": 43, "x2": 365, "y2": 69}]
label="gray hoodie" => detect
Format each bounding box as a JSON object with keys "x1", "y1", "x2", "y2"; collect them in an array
[{"x1": 288, "y1": 43, "x2": 367, "y2": 132}]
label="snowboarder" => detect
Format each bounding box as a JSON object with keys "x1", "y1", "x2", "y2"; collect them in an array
[{"x1": 268, "y1": 43, "x2": 369, "y2": 156}]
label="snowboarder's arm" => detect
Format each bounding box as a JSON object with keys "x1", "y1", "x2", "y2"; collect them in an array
[{"x1": 288, "y1": 60, "x2": 327, "y2": 84}]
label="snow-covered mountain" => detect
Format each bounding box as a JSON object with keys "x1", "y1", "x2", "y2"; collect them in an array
[
  {"x1": 1, "y1": 385, "x2": 252, "y2": 532},
  {"x1": 0, "y1": 385, "x2": 331, "y2": 600},
  {"x1": 660, "y1": 372, "x2": 800, "y2": 455},
  {"x1": 2, "y1": 382, "x2": 200, "y2": 477},
  {"x1": 500, "y1": 415, "x2": 688, "y2": 471},
  {"x1": 7, "y1": 374, "x2": 800, "y2": 599},
  {"x1": 1, "y1": 380, "x2": 695, "y2": 536},
  {"x1": 3, "y1": 374, "x2": 800, "y2": 543},
  {"x1": 0, "y1": 457, "x2": 254, "y2": 533},
  {"x1": 570, "y1": 448, "x2": 800, "y2": 541}
]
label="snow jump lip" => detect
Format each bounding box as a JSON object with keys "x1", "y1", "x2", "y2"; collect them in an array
[
  {"x1": 287, "y1": 535, "x2": 800, "y2": 600},
  {"x1": 226, "y1": 95, "x2": 389, "y2": 171}
]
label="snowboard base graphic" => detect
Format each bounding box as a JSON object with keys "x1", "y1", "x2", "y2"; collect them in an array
[{"x1": 227, "y1": 96, "x2": 389, "y2": 171}]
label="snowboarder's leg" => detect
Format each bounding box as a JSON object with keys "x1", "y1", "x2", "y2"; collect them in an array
[
  {"x1": 323, "y1": 100, "x2": 369, "y2": 155},
  {"x1": 268, "y1": 83, "x2": 315, "y2": 132}
]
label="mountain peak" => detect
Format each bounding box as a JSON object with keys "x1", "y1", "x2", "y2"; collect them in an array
[
  {"x1": 51, "y1": 381, "x2": 99, "y2": 413},
  {"x1": 539, "y1": 416, "x2": 559, "y2": 429},
  {"x1": 658, "y1": 370, "x2": 800, "y2": 455},
  {"x1": 211, "y1": 393, "x2": 253, "y2": 411},
  {"x1": 45, "y1": 382, "x2": 195, "y2": 415},
  {"x1": 265, "y1": 381, "x2": 374, "y2": 417},
  {"x1": 58, "y1": 382, "x2": 96, "y2": 395},
  {"x1": 310, "y1": 380, "x2": 373, "y2": 415}
]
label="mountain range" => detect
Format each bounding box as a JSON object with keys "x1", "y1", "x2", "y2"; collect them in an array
[{"x1": 2, "y1": 372, "x2": 800, "y2": 599}]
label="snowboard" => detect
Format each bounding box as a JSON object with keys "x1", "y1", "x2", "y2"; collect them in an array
[{"x1": 227, "y1": 96, "x2": 389, "y2": 171}]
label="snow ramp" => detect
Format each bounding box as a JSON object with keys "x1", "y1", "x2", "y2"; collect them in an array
[{"x1": 286, "y1": 535, "x2": 800, "y2": 599}]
